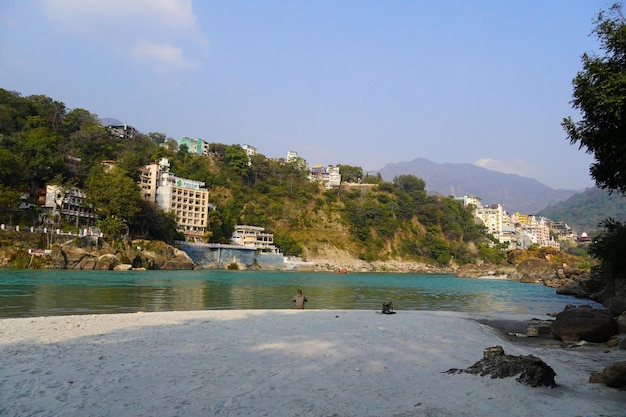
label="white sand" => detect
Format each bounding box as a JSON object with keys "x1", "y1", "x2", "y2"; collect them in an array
[{"x1": 1, "y1": 310, "x2": 625, "y2": 417}]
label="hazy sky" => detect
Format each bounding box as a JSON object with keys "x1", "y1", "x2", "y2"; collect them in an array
[{"x1": 0, "y1": 1, "x2": 607, "y2": 190}]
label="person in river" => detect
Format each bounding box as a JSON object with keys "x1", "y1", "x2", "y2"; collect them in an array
[{"x1": 293, "y1": 289, "x2": 308, "y2": 309}]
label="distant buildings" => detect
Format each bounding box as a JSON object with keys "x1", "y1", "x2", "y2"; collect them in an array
[
  {"x1": 179, "y1": 137, "x2": 210, "y2": 156},
  {"x1": 106, "y1": 124, "x2": 137, "y2": 141},
  {"x1": 458, "y1": 194, "x2": 564, "y2": 250},
  {"x1": 309, "y1": 164, "x2": 341, "y2": 189}
]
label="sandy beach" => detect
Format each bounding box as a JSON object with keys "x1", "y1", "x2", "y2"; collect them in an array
[{"x1": 1, "y1": 310, "x2": 625, "y2": 417}]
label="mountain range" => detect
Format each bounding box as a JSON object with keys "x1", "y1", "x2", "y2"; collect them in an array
[{"x1": 375, "y1": 158, "x2": 579, "y2": 214}]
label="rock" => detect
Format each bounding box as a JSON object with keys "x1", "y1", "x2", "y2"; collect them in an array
[
  {"x1": 446, "y1": 345, "x2": 556, "y2": 388},
  {"x1": 607, "y1": 336, "x2": 620, "y2": 348},
  {"x1": 589, "y1": 361, "x2": 626, "y2": 389},
  {"x1": 517, "y1": 259, "x2": 556, "y2": 283},
  {"x1": 551, "y1": 305, "x2": 618, "y2": 343},
  {"x1": 617, "y1": 313, "x2": 626, "y2": 334},
  {"x1": 620, "y1": 338, "x2": 626, "y2": 350}
]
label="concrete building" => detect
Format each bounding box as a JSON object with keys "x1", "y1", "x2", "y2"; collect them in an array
[
  {"x1": 179, "y1": 137, "x2": 209, "y2": 156},
  {"x1": 139, "y1": 158, "x2": 210, "y2": 241},
  {"x1": 43, "y1": 185, "x2": 97, "y2": 227},
  {"x1": 309, "y1": 164, "x2": 342, "y2": 189},
  {"x1": 230, "y1": 225, "x2": 279, "y2": 252},
  {"x1": 474, "y1": 203, "x2": 505, "y2": 236},
  {"x1": 106, "y1": 124, "x2": 137, "y2": 140}
]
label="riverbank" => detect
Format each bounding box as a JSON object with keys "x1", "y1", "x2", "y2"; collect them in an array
[{"x1": 1, "y1": 310, "x2": 624, "y2": 416}]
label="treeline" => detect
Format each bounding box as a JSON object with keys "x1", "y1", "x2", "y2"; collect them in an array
[{"x1": 0, "y1": 88, "x2": 497, "y2": 265}]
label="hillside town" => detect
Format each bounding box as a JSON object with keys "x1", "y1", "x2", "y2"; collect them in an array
[{"x1": 31, "y1": 127, "x2": 584, "y2": 255}]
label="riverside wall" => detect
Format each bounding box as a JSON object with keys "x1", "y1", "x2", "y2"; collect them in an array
[{"x1": 177, "y1": 242, "x2": 287, "y2": 270}]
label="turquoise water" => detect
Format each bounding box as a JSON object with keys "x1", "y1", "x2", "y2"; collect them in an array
[{"x1": 0, "y1": 269, "x2": 601, "y2": 318}]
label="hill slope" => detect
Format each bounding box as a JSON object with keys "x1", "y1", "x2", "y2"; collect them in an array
[
  {"x1": 376, "y1": 158, "x2": 578, "y2": 213},
  {"x1": 538, "y1": 187, "x2": 626, "y2": 234}
]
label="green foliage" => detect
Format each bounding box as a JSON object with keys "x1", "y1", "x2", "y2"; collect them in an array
[
  {"x1": 478, "y1": 244, "x2": 507, "y2": 264},
  {"x1": 97, "y1": 217, "x2": 127, "y2": 240},
  {"x1": 589, "y1": 218, "x2": 626, "y2": 278},
  {"x1": 393, "y1": 174, "x2": 426, "y2": 193},
  {"x1": 0, "y1": 87, "x2": 494, "y2": 264},
  {"x1": 338, "y1": 164, "x2": 363, "y2": 183},
  {"x1": 84, "y1": 165, "x2": 142, "y2": 222},
  {"x1": 0, "y1": 185, "x2": 21, "y2": 224},
  {"x1": 538, "y1": 187, "x2": 626, "y2": 234},
  {"x1": 563, "y1": 3, "x2": 626, "y2": 194},
  {"x1": 563, "y1": 4, "x2": 626, "y2": 282}
]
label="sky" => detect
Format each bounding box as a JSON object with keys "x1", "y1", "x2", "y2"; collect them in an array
[{"x1": 0, "y1": 1, "x2": 610, "y2": 190}]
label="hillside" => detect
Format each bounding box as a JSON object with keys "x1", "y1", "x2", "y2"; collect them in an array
[
  {"x1": 0, "y1": 88, "x2": 497, "y2": 267},
  {"x1": 538, "y1": 187, "x2": 626, "y2": 235},
  {"x1": 376, "y1": 158, "x2": 578, "y2": 213}
]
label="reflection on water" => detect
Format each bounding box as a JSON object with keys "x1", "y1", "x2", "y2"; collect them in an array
[{"x1": 0, "y1": 269, "x2": 601, "y2": 318}]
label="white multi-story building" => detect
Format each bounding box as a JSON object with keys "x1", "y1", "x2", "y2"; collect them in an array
[
  {"x1": 241, "y1": 144, "x2": 258, "y2": 158},
  {"x1": 43, "y1": 185, "x2": 97, "y2": 227},
  {"x1": 474, "y1": 203, "x2": 505, "y2": 237},
  {"x1": 310, "y1": 164, "x2": 342, "y2": 189},
  {"x1": 139, "y1": 158, "x2": 210, "y2": 241},
  {"x1": 286, "y1": 151, "x2": 299, "y2": 162},
  {"x1": 456, "y1": 195, "x2": 483, "y2": 209},
  {"x1": 230, "y1": 225, "x2": 278, "y2": 252}
]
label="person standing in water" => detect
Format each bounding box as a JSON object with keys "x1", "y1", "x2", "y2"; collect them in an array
[{"x1": 293, "y1": 289, "x2": 308, "y2": 309}]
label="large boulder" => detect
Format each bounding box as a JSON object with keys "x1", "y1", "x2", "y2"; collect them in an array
[
  {"x1": 517, "y1": 259, "x2": 557, "y2": 284},
  {"x1": 446, "y1": 345, "x2": 556, "y2": 387},
  {"x1": 589, "y1": 361, "x2": 626, "y2": 389},
  {"x1": 551, "y1": 305, "x2": 618, "y2": 343}
]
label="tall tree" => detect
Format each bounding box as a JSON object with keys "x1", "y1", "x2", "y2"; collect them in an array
[
  {"x1": 562, "y1": 3, "x2": 626, "y2": 194},
  {"x1": 84, "y1": 165, "x2": 143, "y2": 225},
  {"x1": 563, "y1": 3, "x2": 626, "y2": 281}
]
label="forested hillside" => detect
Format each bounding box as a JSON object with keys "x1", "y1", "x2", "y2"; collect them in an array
[
  {"x1": 538, "y1": 187, "x2": 626, "y2": 235},
  {"x1": 0, "y1": 88, "x2": 498, "y2": 265}
]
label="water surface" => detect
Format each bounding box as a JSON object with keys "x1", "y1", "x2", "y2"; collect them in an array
[{"x1": 0, "y1": 269, "x2": 600, "y2": 318}]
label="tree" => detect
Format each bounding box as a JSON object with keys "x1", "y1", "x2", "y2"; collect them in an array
[
  {"x1": 338, "y1": 164, "x2": 363, "y2": 183},
  {"x1": 393, "y1": 174, "x2": 426, "y2": 193},
  {"x1": 562, "y1": 3, "x2": 626, "y2": 194},
  {"x1": 563, "y1": 3, "x2": 626, "y2": 283},
  {"x1": 0, "y1": 185, "x2": 21, "y2": 224},
  {"x1": 84, "y1": 165, "x2": 143, "y2": 226}
]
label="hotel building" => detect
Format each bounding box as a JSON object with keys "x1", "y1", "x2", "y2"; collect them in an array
[{"x1": 139, "y1": 158, "x2": 210, "y2": 241}]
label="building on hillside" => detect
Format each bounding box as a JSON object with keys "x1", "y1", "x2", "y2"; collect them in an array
[
  {"x1": 43, "y1": 185, "x2": 97, "y2": 227},
  {"x1": 516, "y1": 216, "x2": 560, "y2": 250},
  {"x1": 106, "y1": 124, "x2": 137, "y2": 140},
  {"x1": 456, "y1": 195, "x2": 483, "y2": 209},
  {"x1": 309, "y1": 164, "x2": 342, "y2": 189},
  {"x1": 230, "y1": 225, "x2": 279, "y2": 252},
  {"x1": 286, "y1": 151, "x2": 299, "y2": 162},
  {"x1": 474, "y1": 203, "x2": 505, "y2": 236},
  {"x1": 179, "y1": 137, "x2": 210, "y2": 156},
  {"x1": 139, "y1": 158, "x2": 210, "y2": 241},
  {"x1": 241, "y1": 144, "x2": 257, "y2": 158},
  {"x1": 550, "y1": 221, "x2": 574, "y2": 238}
]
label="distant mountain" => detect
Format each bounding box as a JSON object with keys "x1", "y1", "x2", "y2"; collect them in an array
[
  {"x1": 99, "y1": 117, "x2": 124, "y2": 126},
  {"x1": 376, "y1": 158, "x2": 578, "y2": 214},
  {"x1": 538, "y1": 187, "x2": 626, "y2": 235}
]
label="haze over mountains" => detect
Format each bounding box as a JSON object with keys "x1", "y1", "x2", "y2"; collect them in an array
[{"x1": 376, "y1": 158, "x2": 579, "y2": 214}]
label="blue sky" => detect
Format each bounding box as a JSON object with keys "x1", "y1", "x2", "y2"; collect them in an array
[{"x1": 0, "y1": 1, "x2": 608, "y2": 190}]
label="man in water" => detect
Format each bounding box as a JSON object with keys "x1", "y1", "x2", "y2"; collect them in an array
[{"x1": 293, "y1": 289, "x2": 308, "y2": 309}]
